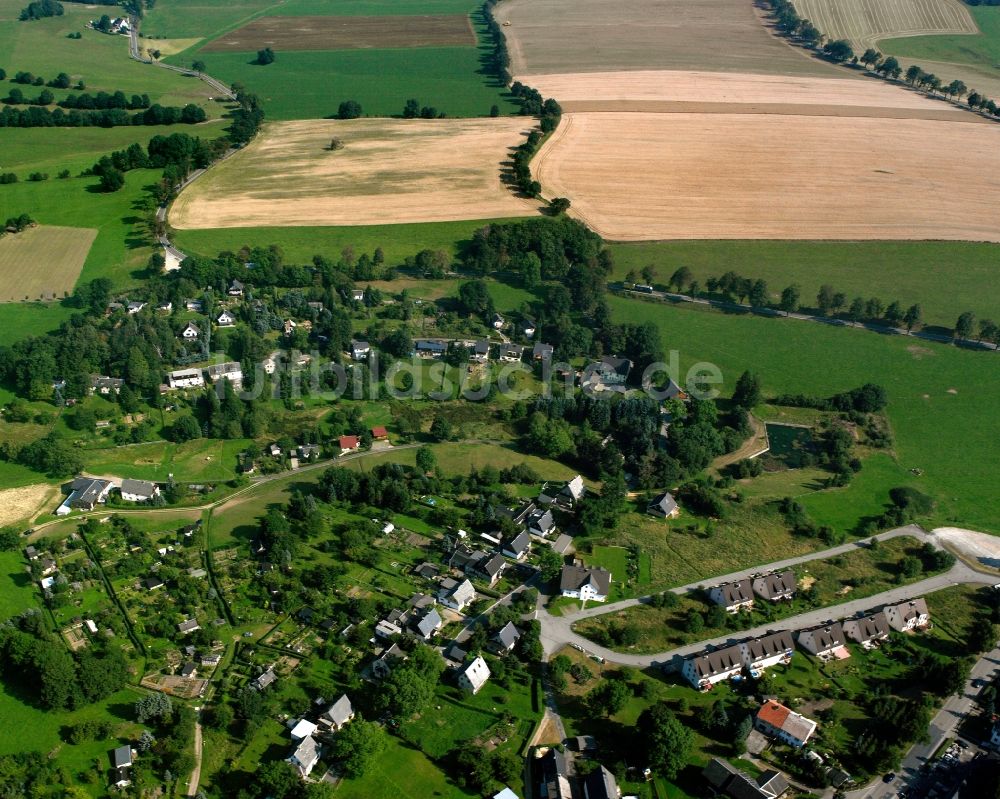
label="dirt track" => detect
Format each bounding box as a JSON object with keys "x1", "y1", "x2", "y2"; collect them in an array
[
  {"x1": 533, "y1": 111, "x2": 1000, "y2": 241},
  {"x1": 170, "y1": 119, "x2": 540, "y2": 229}
]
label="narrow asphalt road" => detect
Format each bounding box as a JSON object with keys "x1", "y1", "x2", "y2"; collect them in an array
[{"x1": 535, "y1": 526, "x2": 997, "y2": 668}]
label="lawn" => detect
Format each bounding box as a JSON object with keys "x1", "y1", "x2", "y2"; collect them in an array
[
  {"x1": 573, "y1": 535, "x2": 936, "y2": 653},
  {"x1": 170, "y1": 218, "x2": 511, "y2": 265},
  {"x1": 606, "y1": 239, "x2": 1000, "y2": 330},
  {"x1": 335, "y1": 734, "x2": 477, "y2": 799},
  {"x1": 0, "y1": 302, "x2": 77, "y2": 345},
  {"x1": 609, "y1": 294, "x2": 1000, "y2": 534},
  {"x1": 0, "y1": 550, "x2": 37, "y2": 618}
]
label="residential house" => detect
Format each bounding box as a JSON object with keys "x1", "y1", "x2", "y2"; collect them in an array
[
  {"x1": 120, "y1": 479, "x2": 159, "y2": 503},
  {"x1": 178, "y1": 619, "x2": 200, "y2": 635},
  {"x1": 538, "y1": 747, "x2": 573, "y2": 799},
  {"x1": 502, "y1": 531, "x2": 531, "y2": 561},
  {"x1": 415, "y1": 339, "x2": 447, "y2": 358},
  {"x1": 752, "y1": 571, "x2": 797, "y2": 602},
  {"x1": 497, "y1": 500, "x2": 535, "y2": 528},
  {"x1": 180, "y1": 662, "x2": 198, "y2": 678},
  {"x1": 703, "y1": 758, "x2": 789, "y2": 799},
  {"x1": 708, "y1": 578, "x2": 755, "y2": 613},
  {"x1": 216, "y1": 310, "x2": 236, "y2": 327},
  {"x1": 796, "y1": 622, "x2": 847, "y2": 658},
  {"x1": 532, "y1": 342, "x2": 554, "y2": 361},
  {"x1": 157, "y1": 301, "x2": 173, "y2": 313},
  {"x1": 682, "y1": 644, "x2": 745, "y2": 690},
  {"x1": 581, "y1": 356, "x2": 632, "y2": 394},
  {"x1": 371, "y1": 643, "x2": 407, "y2": 679},
  {"x1": 490, "y1": 621, "x2": 521, "y2": 654},
  {"x1": 492, "y1": 312, "x2": 505, "y2": 329},
  {"x1": 228, "y1": 279, "x2": 244, "y2": 297},
  {"x1": 755, "y1": 700, "x2": 817, "y2": 748},
  {"x1": 143, "y1": 576, "x2": 165, "y2": 591},
  {"x1": 443, "y1": 642, "x2": 469, "y2": 667},
  {"x1": 126, "y1": 301, "x2": 146, "y2": 315},
  {"x1": 112, "y1": 745, "x2": 133, "y2": 786},
  {"x1": 494, "y1": 789, "x2": 520, "y2": 799},
  {"x1": 471, "y1": 340, "x2": 492, "y2": 363},
  {"x1": 583, "y1": 765, "x2": 620, "y2": 799},
  {"x1": 180, "y1": 322, "x2": 200, "y2": 339},
  {"x1": 185, "y1": 299, "x2": 204, "y2": 312},
  {"x1": 287, "y1": 735, "x2": 320, "y2": 777},
  {"x1": 522, "y1": 318, "x2": 536, "y2": 338},
  {"x1": 64, "y1": 477, "x2": 113, "y2": 512},
  {"x1": 473, "y1": 552, "x2": 508, "y2": 586},
  {"x1": 263, "y1": 353, "x2": 277, "y2": 374},
  {"x1": 283, "y1": 319, "x2": 297, "y2": 337},
  {"x1": 741, "y1": 630, "x2": 795, "y2": 672},
  {"x1": 90, "y1": 375, "x2": 123, "y2": 395},
  {"x1": 414, "y1": 562, "x2": 441, "y2": 581},
  {"x1": 438, "y1": 577, "x2": 476, "y2": 612},
  {"x1": 414, "y1": 607, "x2": 444, "y2": 640},
  {"x1": 375, "y1": 619, "x2": 402, "y2": 640},
  {"x1": 205, "y1": 362, "x2": 243, "y2": 386},
  {"x1": 350, "y1": 289, "x2": 365, "y2": 302},
  {"x1": 350, "y1": 339, "x2": 371, "y2": 360},
  {"x1": 843, "y1": 611, "x2": 891, "y2": 646},
  {"x1": 458, "y1": 655, "x2": 491, "y2": 694},
  {"x1": 39, "y1": 557, "x2": 57, "y2": 576},
  {"x1": 647, "y1": 491, "x2": 679, "y2": 519},
  {"x1": 307, "y1": 301, "x2": 324, "y2": 312},
  {"x1": 339, "y1": 435, "x2": 360, "y2": 454},
  {"x1": 167, "y1": 368, "x2": 204, "y2": 389},
  {"x1": 539, "y1": 475, "x2": 587, "y2": 509},
  {"x1": 289, "y1": 718, "x2": 318, "y2": 742},
  {"x1": 527, "y1": 508, "x2": 556, "y2": 537},
  {"x1": 252, "y1": 669, "x2": 277, "y2": 691},
  {"x1": 24, "y1": 545, "x2": 37, "y2": 560},
  {"x1": 320, "y1": 694, "x2": 354, "y2": 731},
  {"x1": 560, "y1": 565, "x2": 612, "y2": 602},
  {"x1": 370, "y1": 425, "x2": 388, "y2": 441},
  {"x1": 498, "y1": 343, "x2": 525, "y2": 362},
  {"x1": 883, "y1": 598, "x2": 930, "y2": 631}
]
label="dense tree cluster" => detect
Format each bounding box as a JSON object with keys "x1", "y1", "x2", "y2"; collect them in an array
[
  {"x1": 0, "y1": 610, "x2": 129, "y2": 710},
  {"x1": 772, "y1": 383, "x2": 888, "y2": 414},
  {"x1": 19, "y1": 0, "x2": 62, "y2": 20}
]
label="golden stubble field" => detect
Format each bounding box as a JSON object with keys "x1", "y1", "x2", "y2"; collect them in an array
[
  {"x1": 169, "y1": 119, "x2": 541, "y2": 229},
  {"x1": 0, "y1": 225, "x2": 96, "y2": 302},
  {"x1": 533, "y1": 111, "x2": 1000, "y2": 241},
  {"x1": 497, "y1": 0, "x2": 842, "y2": 77}
]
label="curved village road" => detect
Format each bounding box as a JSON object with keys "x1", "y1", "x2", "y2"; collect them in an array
[{"x1": 535, "y1": 525, "x2": 998, "y2": 668}]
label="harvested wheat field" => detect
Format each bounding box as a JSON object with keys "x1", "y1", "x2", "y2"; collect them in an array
[
  {"x1": 521, "y1": 70, "x2": 975, "y2": 118},
  {"x1": 791, "y1": 0, "x2": 976, "y2": 52},
  {"x1": 170, "y1": 119, "x2": 540, "y2": 229},
  {"x1": 497, "y1": 0, "x2": 841, "y2": 77},
  {"x1": 533, "y1": 111, "x2": 1000, "y2": 241},
  {"x1": 203, "y1": 14, "x2": 475, "y2": 52},
  {"x1": 0, "y1": 484, "x2": 59, "y2": 526},
  {"x1": 0, "y1": 225, "x2": 96, "y2": 302}
]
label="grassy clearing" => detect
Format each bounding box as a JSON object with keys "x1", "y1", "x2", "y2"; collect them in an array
[
  {"x1": 0, "y1": 550, "x2": 37, "y2": 618},
  {"x1": 335, "y1": 734, "x2": 476, "y2": 799},
  {"x1": 574, "y1": 536, "x2": 933, "y2": 653},
  {"x1": 606, "y1": 239, "x2": 1000, "y2": 329},
  {"x1": 0, "y1": 226, "x2": 96, "y2": 302},
  {"x1": 170, "y1": 217, "x2": 509, "y2": 264},
  {"x1": 609, "y1": 294, "x2": 1000, "y2": 534},
  {"x1": 883, "y1": 5, "x2": 1000, "y2": 80},
  {"x1": 82, "y1": 438, "x2": 251, "y2": 482},
  {"x1": 0, "y1": 302, "x2": 77, "y2": 345}
]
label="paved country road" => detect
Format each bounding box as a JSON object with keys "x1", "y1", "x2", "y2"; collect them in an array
[{"x1": 535, "y1": 525, "x2": 999, "y2": 668}]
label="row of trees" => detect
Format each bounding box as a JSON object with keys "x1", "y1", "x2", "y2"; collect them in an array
[
  {"x1": 0, "y1": 101, "x2": 207, "y2": 128},
  {"x1": 19, "y1": 0, "x2": 62, "y2": 20}
]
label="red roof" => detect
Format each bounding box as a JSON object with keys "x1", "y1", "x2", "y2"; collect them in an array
[
  {"x1": 339, "y1": 435, "x2": 359, "y2": 450},
  {"x1": 371, "y1": 426, "x2": 388, "y2": 439},
  {"x1": 756, "y1": 699, "x2": 791, "y2": 729}
]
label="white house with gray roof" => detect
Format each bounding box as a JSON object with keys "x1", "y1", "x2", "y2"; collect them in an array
[
  {"x1": 438, "y1": 578, "x2": 476, "y2": 612},
  {"x1": 320, "y1": 694, "x2": 354, "y2": 731},
  {"x1": 458, "y1": 655, "x2": 491, "y2": 694},
  {"x1": 883, "y1": 598, "x2": 930, "y2": 631},
  {"x1": 682, "y1": 643, "x2": 744, "y2": 690},
  {"x1": 560, "y1": 565, "x2": 611, "y2": 602},
  {"x1": 287, "y1": 735, "x2": 320, "y2": 777},
  {"x1": 120, "y1": 479, "x2": 159, "y2": 502}
]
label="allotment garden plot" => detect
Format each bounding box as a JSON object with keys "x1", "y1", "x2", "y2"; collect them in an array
[
  {"x1": 203, "y1": 14, "x2": 475, "y2": 51},
  {"x1": 532, "y1": 111, "x2": 1000, "y2": 241},
  {"x1": 170, "y1": 118, "x2": 540, "y2": 229},
  {"x1": 0, "y1": 225, "x2": 96, "y2": 301}
]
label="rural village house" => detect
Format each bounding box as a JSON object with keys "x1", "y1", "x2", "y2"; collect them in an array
[
  {"x1": 708, "y1": 578, "x2": 755, "y2": 613},
  {"x1": 883, "y1": 598, "x2": 930, "y2": 631},
  {"x1": 752, "y1": 570, "x2": 797, "y2": 602},
  {"x1": 560, "y1": 564, "x2": 612, "y2": 602},
  {"x1": 796, "y1": 622, "x2": 848, "y2": 659},
  {"x1": 682, "y1": 643, "x2": 744, "y2": 690},
  {"x1": 842, "y1": 611, "x2": 891, "y2": 646},
  {"x1": 755, "y1": 700, "x2": 818, "y2": 748},
  {"x1": 119, "y1": 479, "x2": 159, "y2": 502},
  {"x1": 458, "y1": 655, "x2": 491, "y2": 694}
]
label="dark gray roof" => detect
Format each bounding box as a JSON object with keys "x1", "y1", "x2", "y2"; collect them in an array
[
  {"x1": 743, "y1": 630, "x2": 794, "y2": 663},
  {"x1": 711, "y1": 578, "x2": 754, "y2": 606},
  {"x1": 703, "y1": 757, "x2": 741, "y2": 789},
  {"x1": 494, "y1": 621, "x2": 521, "y2": 650},
  {"x1": 582, "y1": 765, "x2": 618, "y2": 799},
  {"x1": 503, "y1": 531, "x2": 531, "y2": 556},
  {"x1": 528, "y1": 508, "x2": 555, "y2": 533},
  {"x1": 121, "y1": 478, "x2": 157, "y2": 497},
  {"x1": 753, "y1": 570, "x2": 797, "y2": 599},
  {"x1": 686, "y1": 643, "x2": 744, "y2": 679},
  {"x1": 560, "y1": 564, "x2": 612, "y2": 595},
  {"x1": 756, "y1": 770, "x2": 789, "y2": 797},
  {"x1": 69, "y1": 477, "x2": 112, "y2": 506},
  {"x1": 533, "y1": 342, "x2": 554, "y2": 359},
  {"x1": 112, "y1": 745, "x2": 132, "y2": 768},
  {"x1": 844, "y1": 611, "x2": 890, "y2": 642},
  {"x1": 415, "y1": 339, "x2": 447, "y2": 353},
  {"x1": 478, "y1": 553, "x2": 507, "y2": 579},
  {"x1": 798, "y1": 621, "x2": 846, "y2": 651}
]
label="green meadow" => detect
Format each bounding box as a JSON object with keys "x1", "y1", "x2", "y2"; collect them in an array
[
  {"x1": 0, "y1": 302, "x2": 77, "y2": 344},
  {"x1": 608, "y1": 295, "x2": 1000, "y2": 534},
  {"x1": 0, "y1": 0, "x2": 214, "y2": 106},
  {"x1": 606, "y1": 239, "x2": 1000, "y2": 330},
  {"x1": 175, "y1": 45, "x2": 517, "y2": 120},
  {"x1": 170, "y1": 217, "x2": 515, "y2": 264},
  {"x1": 883, "y1": 5, "x2": 1000, "y2": 85}
]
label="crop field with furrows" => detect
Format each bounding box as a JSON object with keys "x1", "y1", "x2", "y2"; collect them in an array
[{"x1": 170, "y1": 118, "x2": 541, "y2": 229}]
